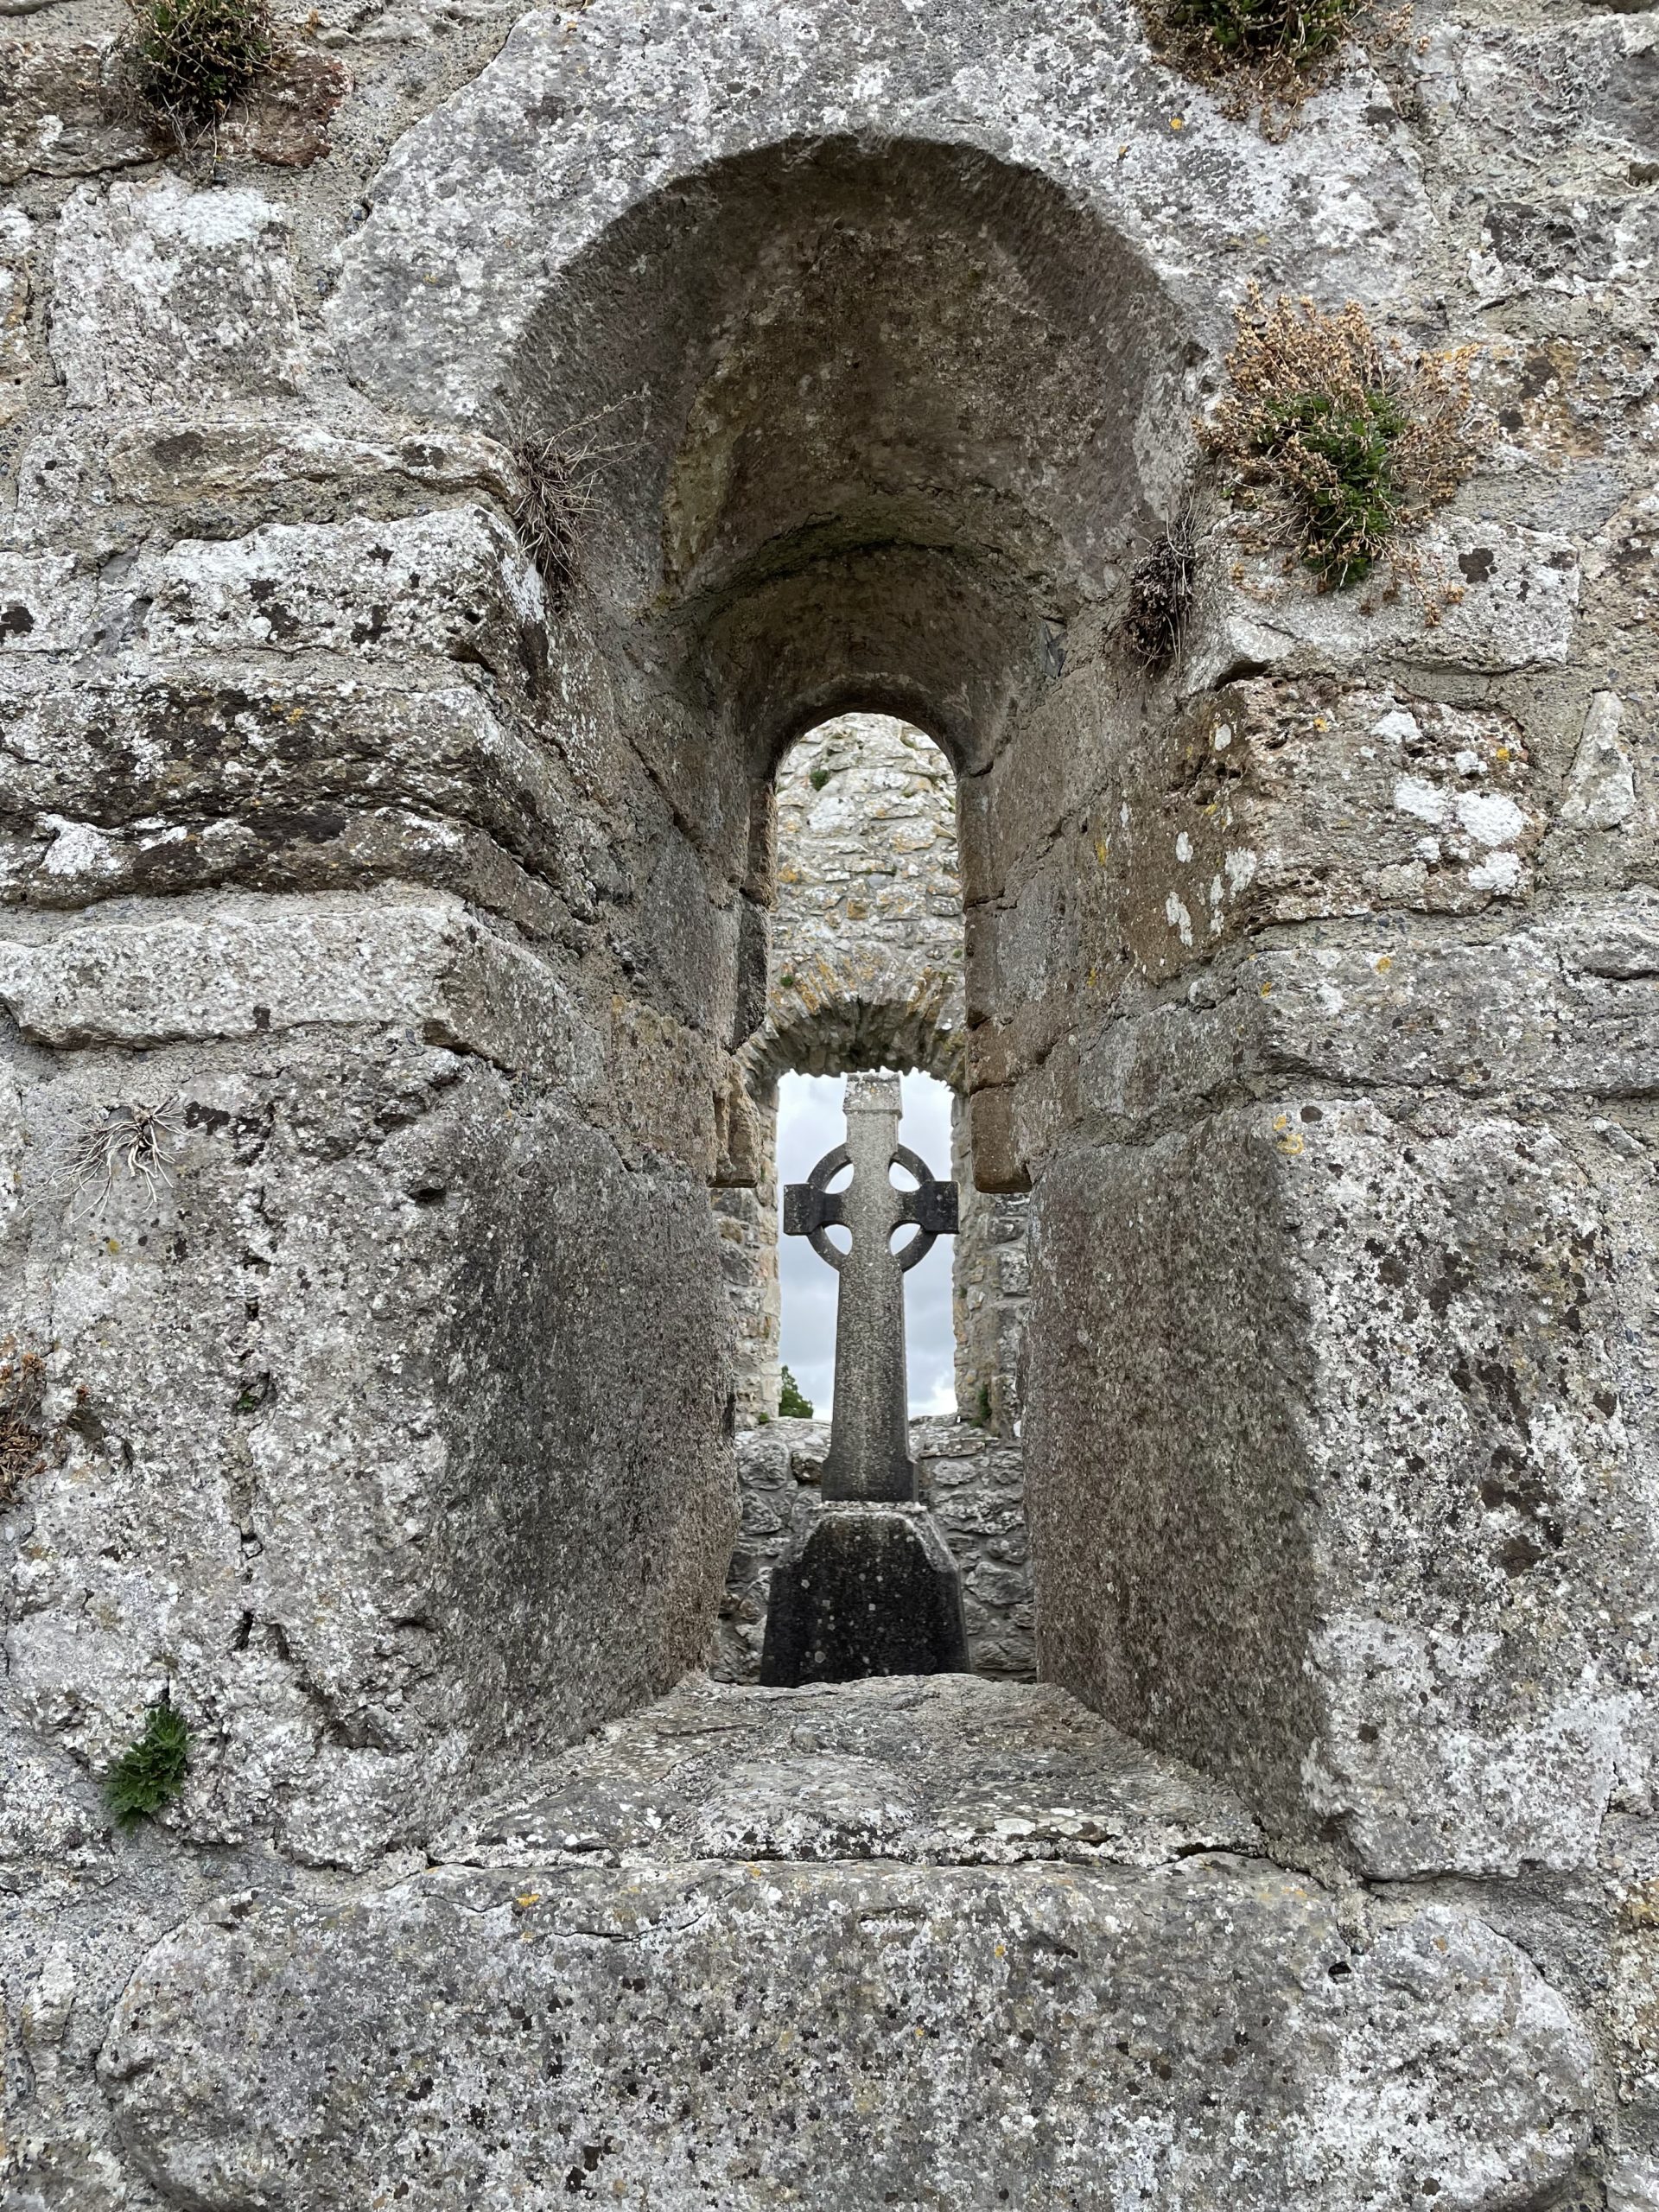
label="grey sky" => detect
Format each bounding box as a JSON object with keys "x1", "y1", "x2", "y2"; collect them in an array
[{"x1": 776, "y1": 1070, "x2": 957, "y2": 1418}]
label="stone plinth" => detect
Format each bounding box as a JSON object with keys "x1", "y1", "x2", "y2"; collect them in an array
[
  {"x1": 723, "y1": 1418, "x2": 1031, "y2": 1682},
  {"x1": 759, "y1": 1503, "x2": 969, "y2": 1683}
]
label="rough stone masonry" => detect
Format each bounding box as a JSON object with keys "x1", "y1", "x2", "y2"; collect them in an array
[{"x1": 0, "y1": 0, "x2": 1656, "y2": 2199}]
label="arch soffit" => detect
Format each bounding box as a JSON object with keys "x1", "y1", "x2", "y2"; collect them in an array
[{"x1": 742, "y1": 995, "x2": 965, "y2": 1095}]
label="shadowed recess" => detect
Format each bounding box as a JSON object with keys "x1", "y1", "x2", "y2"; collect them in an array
[{"x1": 501, "y1": 133, "x2": 1188, "y2": 773}]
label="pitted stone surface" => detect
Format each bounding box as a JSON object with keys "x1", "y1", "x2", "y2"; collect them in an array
[
  {"x1": 0, "y1": 0, "x2": 1655, "y2": 2188},
  {"x1": 52, "y1": 181, "x2": 308, "y2": 408},
  {"x1": 441, "y1": 1675, "x2": 1262, "y2": 1868},
  {"x1": 331, "y1": 0, "x2": 1433, "y2": 426},
  {"x1": 98, "y1": 1681, "x2": 1592, "y2": 2212}
]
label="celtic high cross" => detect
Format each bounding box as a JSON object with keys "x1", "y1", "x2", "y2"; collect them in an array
[
  {"x1": 783, "y1": 1071, "x2": 958, "y2": 1502},
  {"x1": 761, "y1": 1071, "x2": 969, "y2": 1685}
]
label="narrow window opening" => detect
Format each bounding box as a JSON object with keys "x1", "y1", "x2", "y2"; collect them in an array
[{"x1": 718, "y1": 711, "x2": 1033, "y2": 1683}]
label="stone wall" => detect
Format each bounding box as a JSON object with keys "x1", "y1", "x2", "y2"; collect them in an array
[{"x1": 1, "y1": 0, "x2": 1656, "y2": 2196}]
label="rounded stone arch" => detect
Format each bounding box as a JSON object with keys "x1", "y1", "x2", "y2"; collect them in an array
[
  {"x1": 349, "y1": 125, "x2": 1199, "y2": 798},
  {"x1": 741, "y1": 983, "x2": 964, "y2": 1099},
  {"x1": 331, "y1": 0, "x2": 1417, "y2": 770},
  {"x1": 331, "y1": 0, "x2": 1414, "y2": 449}
]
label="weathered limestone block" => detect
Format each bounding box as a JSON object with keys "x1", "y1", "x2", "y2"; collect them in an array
[
  {"x1": 0, "y1": 658, "x2": 637, "y2": 933},
  {"x1": 1, "y1": 410, "x2": 522, "y2": 559},
  {"x1": 969, "y1": 677, "x2": 1550, "y2": 1079},
  {"x1": 1592, "y1": 493, "x2": 1659, "y2": 645},
  {"x1": 1185, "y1": 519, "x2": 1581, "y2": 689},
  {"x1": 0, "y1": 886, "x2": 726, "y2": 1173},
  {"x1": 1559, "y1": 691, "x2": 1637, "y2": 836},
  {"x1": 135, "y1": 508, "x2": 547, "y2": 702},
  {"x1": 951, "y1": 1111, "x2": 1029, "y2": 1435},
  {"x1": 51, "y1": 180, "x2": 308, "y2": 408},
  {"x1": 0, "y1": 888, "x2": 587, "y2": 1074},
  {"x1": 2, "y1": 1028, "x2": 734, "y2": 1865},
  {"x1": 1028, "y1": 1100, "x2": 1657, "y2": 1876},
  {"x1": 0, "y1": 552, "x2": 98, "y2": 654},
  {"x1": 1126, "y1": 682, "x2": 1541, "y2": 963},
  {"x1": 0, "y1": 41, "x2": 156, "y2": 188},
  {"x1": 105, "y1": 414, "x2": 516, "y2": 513},
  {"x1": 1470, "y1": 194, "x2": 1659, "y2": 315},
  {"x1": 1077, "y1": 892, "x2": 1659, "y2": 1138},
  {"x1": 1611, "y1": 1872, "x2": 1659, "y2": 2140},
  {"x1": 1609, "y1": 2156, "x2": 1659, "y2": 2212},
  {"x1": 1414, "y1": 16, "x2": 1659, "y2": 200},
  {"x1": 98, "y1": 1679, "x2": 1592, "y2": 2212},
  {"x1": 0, "y1": 207, "x2": 32, "y2": 427}
]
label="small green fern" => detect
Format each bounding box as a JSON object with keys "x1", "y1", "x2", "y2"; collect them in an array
[{"x1": 105, "y1": 1694, "x2": 191, "y2": 1829}]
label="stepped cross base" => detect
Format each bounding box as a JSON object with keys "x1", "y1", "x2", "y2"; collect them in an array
[{"x1": 759, "y1": 1504, "x2": 969, "y2": 1685}]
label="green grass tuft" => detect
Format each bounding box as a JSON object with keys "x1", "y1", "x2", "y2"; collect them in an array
[
  {"x1": 1162, "y1": 0, "x2": 1359, "y2": 67},
  {"x1": 105, "y1": 1695, "x2": 191, "y2": 1829},
  {"x1": 1254, "y1": 385, "x2": 1414, "y2": 586},
  {"x1": 1141, "y1": 0, "x2": 1400, "y2": 132}
]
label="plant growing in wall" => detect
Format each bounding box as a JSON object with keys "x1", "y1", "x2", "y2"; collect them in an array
[
  {"x1": 111, "y1": 0, "x2": 277, "y2": 146},
  {"x1": 1202, "y1": 290, "x2": 1480, "y2": 594},
  {"x1": 105, "y1": 1691, "x2": 192, "y2": 1829},
  {"x1": 73, "y1": 1097, "x2": 177, "y2": 1214},
  {"x1": 1142, "y1": 0, "x2": 1397, "y2": 128},
  {"x1": 510, "y1": 408, "x2": 625, "y2": 601},
  {"x1": 779, "y1": 1366, "x2": 814, "y2": 1419},
  {"x1": 1123, "y1": 505, "x2": 1198, "y2": 668}
]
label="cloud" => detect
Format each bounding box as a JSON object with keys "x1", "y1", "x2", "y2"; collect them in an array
[{"x1": 776, "y1": 1071, "x2": 957, "y2": 1418}]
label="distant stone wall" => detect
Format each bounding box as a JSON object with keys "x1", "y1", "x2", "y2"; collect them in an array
[
  {"x1": 761, "y1": 712, "x2": 963, "y2": 1078},
  {"x1": 721, "y1": 1418, "x2": 1033, "y2": 1682},
  {"x1": 726, "y1": 712, "x2": 1028, "y2": 1428}
]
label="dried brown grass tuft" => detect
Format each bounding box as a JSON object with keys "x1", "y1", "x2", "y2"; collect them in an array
[
  {"x1": 1141, "y1": 0, "x2": 1405, "y2": 133},
  {"x1": 1201, "y1": 289, "x2": 1481, "y2": 596},
  {"x1": 110, "y1": 0, "x2": 277, "y2": 149},
  {"x1": 1124, "y1": 505, "x2": 1198, "y2": 666},
  {"x1": 510, "y1": 411, "x2": 622, "y2": 601}
]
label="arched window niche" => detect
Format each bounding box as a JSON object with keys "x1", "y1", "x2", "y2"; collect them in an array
[{"x1": 714, "y1": 712, "x2": 1033, "y2": 1683}]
